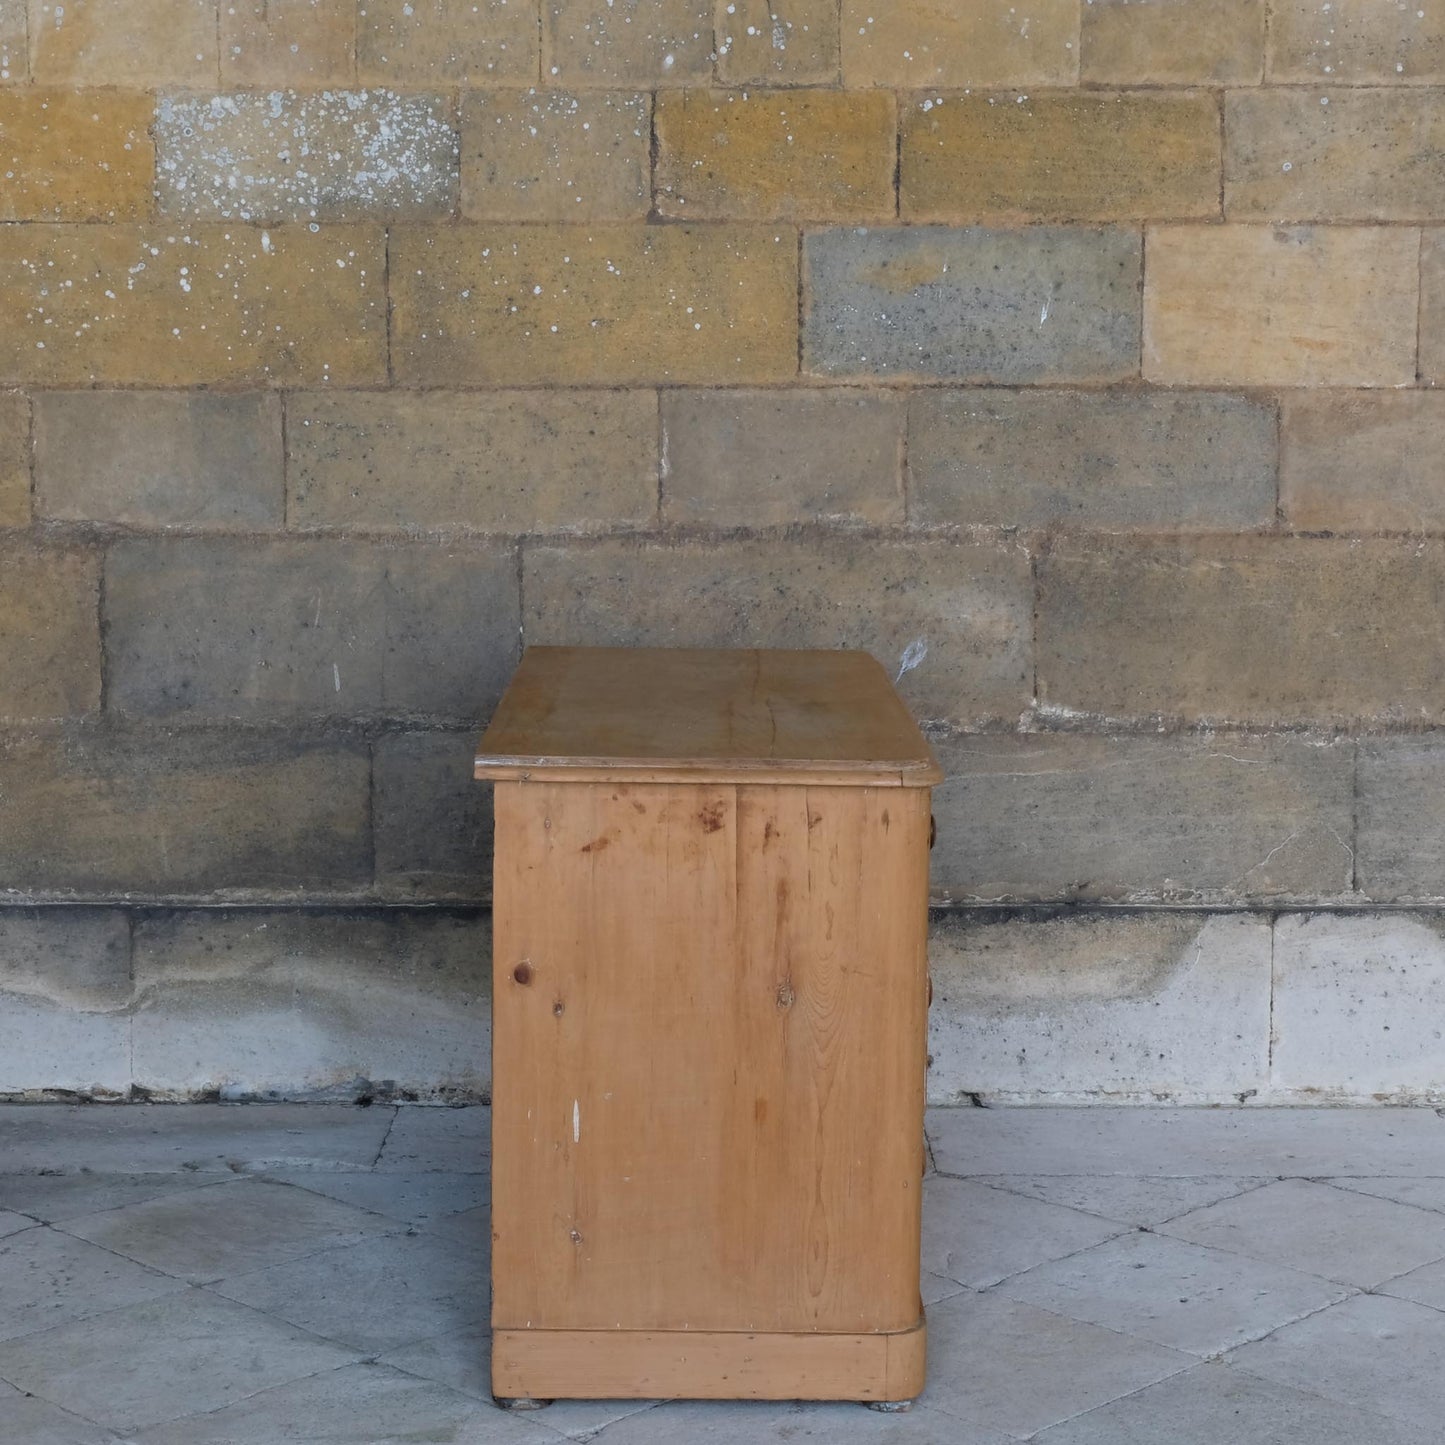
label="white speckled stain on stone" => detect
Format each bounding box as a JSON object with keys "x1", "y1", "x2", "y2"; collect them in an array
[{"x1": 154, "y1": 89, "x2": 460, "y2": 222}]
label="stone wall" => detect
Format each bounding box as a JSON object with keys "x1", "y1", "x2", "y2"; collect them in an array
[{"x1": 2, "y1": 0, "x2": 1443, "y2": 1103}]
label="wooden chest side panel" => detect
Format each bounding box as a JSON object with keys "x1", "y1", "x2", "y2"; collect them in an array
[{"x1": 491, "y1": 780, "x2": 929, "y2": 1334}]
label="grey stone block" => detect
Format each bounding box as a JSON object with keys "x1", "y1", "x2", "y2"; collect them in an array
[
  {"x1": 930, "y1": 733, "x2": 1354, "y2": 905},
  {"x1": 131, "y1": 909, "x2": 490, "y2": 1101},
  {"x1": 910, "y1": 389, "x2": 1276, "y2": 530},
  {"x1": 1359, "y1": 739, "x2": 1445, "y2": 900},
  {"x1": 804, "y1": 225, "x2": 1142, "y2": 381},
  {"x1": 35, "y1": 391, "x2": 283, "y2": 530},
  {"x1": 927, "y1": 912, "x2": 1271, "y2": 1103},
  {"x1": 0, "y1": 727, "x2": 370, "y2": 898},
  {"x1": 523, "y1": 535, "x2": 1033, "y2": 727},
  {"x1": 373, "y1": 731, "x2": 493, "y2": 902},
  {"x1": 105, "y1": 537, "x2": 519, "y2": 723}
]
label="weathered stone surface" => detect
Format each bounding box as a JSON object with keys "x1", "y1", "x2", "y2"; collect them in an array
[
  {"x1": 1144, "y1": 224, "x2": 1419, "y2": 386},
  {"x1": 1082, "y1": 0, "x2": 1265, "y2": 83},
  {"x1": 656, "y1": 88, "x2": 895, "y2": 221},
  {"x1": 841, "y1": 0, "x2": 1079, "y2": 87},
  {"x1": 660, "y1": 387, "x2": 904, "y2": 526},
  {"x1": 28, "y1": 0, "x2": 218, "y2": 83},
  {"x1": 1227, "y1": 89, "x2": 1445, "y2": 222},
  {"x1": 930, "y1": 733, "x2": 1354, "y2": 905},
  {"x1": 220, "y1": 0, "x2": 356, "y2": 84},
  {"x1": 901, "y1": 91, "x2": 1220, "y2": 224},
  {"x1": 1038, "y1": 536, "x2": 1445, "y2": 725},
  {"x1": 1421, "y1": 229, "x2": 1445, "y2": 386},
  {"x1": 155, "y1": 90, "x2": 459, "y2": 223},
  {"x1": 391, "y1": 223, "x2": 797, "y2": 384},
  {"x1": 928, "y1": 913, "x2": 1271, "y2": 1104},
  {"x1": 1359, "y1": 738, "x2": 1445, "y2": 900},
  {"x1": 0, "y1": 910, "x2": 131, "y2": 1096},
  {"x1": 0, "y1": 88, "x2": 152, "y2": 221},
  {"x1": 0, "y1": 392, "x2": 26, "y2": 527},
  {"x1": 0, "y1": 3, "x2": 22, "y2": 81},
  {"x1": 106, "y1": 538, "x2": 519, "y2": 722},
  {"x1": 0, "y1": 543, "x2": 98, "y2": 721},
  {"x1": 1270, "y1": 0, "x2": 1445, "y2": 81},
  {"x1": 524, "y1": 536, "x2": 1033, "y2": 725},
  {"x1": 0, "y1": 729, "x2": 370, "y2": 896},
  {"x1": 1281, "y1": 391, "x2": 1445, "y2": 532},
  {"x1": 461, "y1": 89, "x2": 648, "y2": 220},
  {"x1": 374, "y1": 732, "x2": 492, "y2": 900},
  {"x1": 289, "y1": 389, "x2": 656, "y2": 533},
  {"x1": 35, "y1": 391, "x2": 283, "y2": 529},
  {"x1": 132, "y1": 910, "x2": 490, "y2": 1100},
  {"x1": 716, "y1": 0, "x2": 838, "y2": 83},
  {"x1": 358, "y1": 0, "x2": 539, "y2": 83},
  {"x1": 1273, "y1": 914, "x2": 1445, "y2": 1101},
  {"x1": 804, "y1": 226, "x2": 1141, "y2": 381},
  {"x1": 0, "y1": 225, "x2": 386, "y2": 387},
  {"x1": 544, "y1": 0, "x2": 714, "y2": 84},
  {"x1": 909, "y1": 389, "x2": 1276, "y2": 530}
]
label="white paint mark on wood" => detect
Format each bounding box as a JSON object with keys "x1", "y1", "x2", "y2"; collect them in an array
[{"x1": 573, "y1": 1098, "x2": 581, "y2": 1143}]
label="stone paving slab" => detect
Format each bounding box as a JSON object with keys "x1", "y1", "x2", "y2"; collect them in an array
[
  {"x1": 929, "y1": 1105, "x2": 1445, "y2": 1178},
  {"x1": 0, "y1": 1104, "x2": 394, "y2": 1175},
  {"x1": 0, "y1": 1105, "x2": 1441, "y2": 1443},
  {"x1": 994, "y1": 1229, "x2": 1352, "y2": 1356},
  {"x1": 1227, "y1": 1292, "x2": 1445, "y2": 1433},
  {"x1": 0, "y1": 1291, "x2": 359, "y2": 1433},
  {"x1": 1158, "y1": 1177, "x2": 1445, "y2": 1288},
  {"x1": 964, "y1": 1174, "x2": 1270, "y2": 1227},
  {"x1": 1032, "y1": 1361, "x2": 1445, "y2": 1445}
]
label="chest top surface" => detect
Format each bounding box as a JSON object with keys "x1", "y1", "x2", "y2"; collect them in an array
[{"x1": 475, "y1": 646, "x2": 942, "y2": 787}]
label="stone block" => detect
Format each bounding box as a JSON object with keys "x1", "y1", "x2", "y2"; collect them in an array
[
  {"x1": 461, "y1": 89, "x2": 648, "y2": 220},
  {"x1": 909, "y1": 389, "x2": 1275, "y2": 530},
  {"x1": 660, "y1": 387, "x2": 904, "y2": 526},
  {"x1": 1281, "y1": 391, "x2": 1445, "y2": 531},
  {"x1": 0, "y1": 908, "x2": 130, "y2": 1097},
  {"x1": 655, "y1": 88, "x2": 895, "y2": 221},
  {"x1": 543, "y1": 0, "x2": 715, "y2": 84},
  {"x1": 930, "y1": 732, "x2": 1354, "y2": 906},
  {"x1": 358, "y1": 0, "x2": 539, "y2": 83},
  {"x1": 1037, "y1": 536, "x2": 1445, "y2": 725},
  {"x1": 1227, "y1": 88, "x2": 1445, "y2": 221},
  {"x1": 1269, "y1": 0, "x2": 1445, "y2": 81},
  {"x1": 105, "y1": 537, "x2": 519, "y2": 722},
  {"x1": 1421, "y1": 229, "x2": 1445, "y2": 385},
  {"x1": 0, "y1": 392, "x2": 26, "y2": 528},
  {"x1": 220, "y1": 0, "x2": 355, "y2": 84},
  {"x1": 131, "y1": 910, "x2": 490, "y2": 1100},
  {"x1": 0, "y1": 728, "x2": 370, "y2": 896},
  {"x1": 35, "y1": 391, "x2": 283, "y2": 529},
  {"x1": 0, "y1": 542, "x2": 98, "y2": 721},
  {"x1": 715, "y1": 0, "x2": 838, "y2": 83},
  {"x1": 841, "y1": 0, "x2": 1079, "y2": 87},
  {"x1": 523, "y1": 535, "x2": 1033, "y2": 726},
  {"x1": 927, "y1": 912, "x2": 1271, "y2": 1104},
  {"x1": 1273, "y1": 914, "x2": 1445, "y2": 1101},
  {"x1": 1358, "y1": 737, "x2": 1445, "y2": 900},
  {"x1": 0, "y1": 224, "x2": 387, "y2": 387},
  {"x1": 1081, "y1": 0, "x2": 1265, "y2": 84},
  {"x1": 289, "y1": 388, "x2": 656, "y2": 533},
  {"x1": 154, "y1": 90, "x2": 458, "y2": 223},
  {"x1": 0, "y1": 2, "x2": 22, "y2": 81},
  {"x1": 391, "y1": 223, "x2": 797, "y2": 384},
  {"x1": 901, "y1": 91, "x2": 1220, "y2": 223},
  {"x1": 805, "y1": 225, "x2": 1141, "y2": 381},
  {"x1": 374, "y1": 731, "x2": 492, "y2": 901},
  {"x1": 1144, "y1": 224, "x2": 1418, "y2": 386},
  {"x1": 28, "y1": 0, "x2": 218, "y2": 84},
  {"x1": 0, "y1": 88, "x2": 152, "y2": 221}
]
